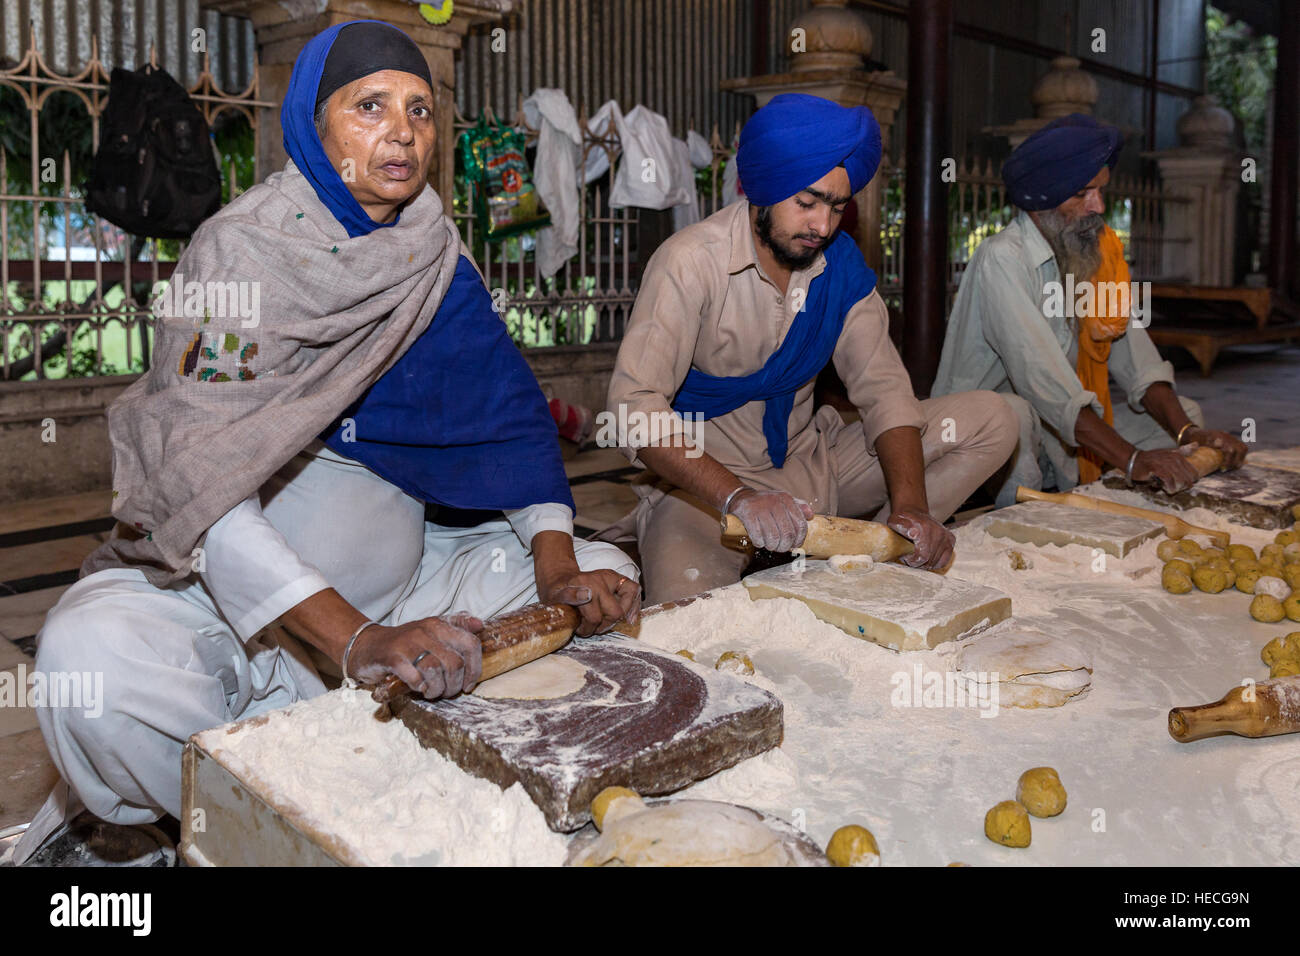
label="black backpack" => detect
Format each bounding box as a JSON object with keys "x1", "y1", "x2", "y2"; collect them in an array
[{"x1": 86, "y1": 64, "x2": 221, "y2": 239}]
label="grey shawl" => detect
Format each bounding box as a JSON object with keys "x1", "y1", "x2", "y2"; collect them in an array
[{"x1": 83, "y1": 160, "x2": 462, "y2": 585}]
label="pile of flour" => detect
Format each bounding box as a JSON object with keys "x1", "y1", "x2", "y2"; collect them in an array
[{"x1": 210, "y1": 688, "x2": 570, "y2": 866}]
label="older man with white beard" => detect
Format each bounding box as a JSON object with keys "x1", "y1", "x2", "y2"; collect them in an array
[{"x1": 932, "y1": 114, "x2": 1246, "y2": 506}]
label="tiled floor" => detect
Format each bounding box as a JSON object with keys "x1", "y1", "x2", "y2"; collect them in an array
[{"x1": 1, "y1": 342, "x2": 1298, "y2": 832}]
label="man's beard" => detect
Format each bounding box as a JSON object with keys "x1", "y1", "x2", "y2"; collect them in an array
[
  {"x1": 1038, "y1": 207, "x2": 1105, "y2": 284},
  {"x1": 756, "y1": 205, "x2": 824, "y2": 269}
]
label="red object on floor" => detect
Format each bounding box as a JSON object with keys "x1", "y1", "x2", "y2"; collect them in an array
[{"x1": 549, "y1": 398, "x2": 593, "y2": 444}]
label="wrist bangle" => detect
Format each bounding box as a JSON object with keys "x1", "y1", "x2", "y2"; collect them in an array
[
  {"x1": 341, "y1": 620, "x2": 379, "y2": 683},
  {"x1": 1175, "y1": 422, "x2": 1196, "y2": 445},
  {"x1": 1124, "y1": 448, "x2": 1141, "y2": 487},
  {"x1": 719, "y1": 484, "x2": 748, "y2": 527}
]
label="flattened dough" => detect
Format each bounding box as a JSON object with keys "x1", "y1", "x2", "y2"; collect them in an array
[
  {"x1": 473, "y1": 655, "x2": 589, "y2": 700},
  {"x1": 953, "y1": 625, "x2": 1093, "y2": 708}
]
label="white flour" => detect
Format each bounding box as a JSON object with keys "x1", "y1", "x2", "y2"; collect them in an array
[
  {"x1": 208, "y1": 688, "x2": 570, "y2": 866},
  {"x1": 637, "y1": 490, "x2": 1300, "y2": 865},
  {"x1": 205, "y1": 484, "x2": 1299, "y2": 866}
]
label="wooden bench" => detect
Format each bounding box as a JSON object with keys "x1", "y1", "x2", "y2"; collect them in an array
[{"x1": 1145, "y1": 284, "x2": 1300, "y2": 375}]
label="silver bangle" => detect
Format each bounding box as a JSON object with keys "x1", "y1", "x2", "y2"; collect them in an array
[
  {"x1": 341, "y1": 620, "x2": 379, "y2": 682},
  {"x1": 1124, "y1": 448, "x2": 1141, "y2": 487},
  {"x1": 719, "y1": 484, "x2": 749, "y2": 525}
]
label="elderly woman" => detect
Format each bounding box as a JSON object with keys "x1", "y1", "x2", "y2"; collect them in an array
[{"x1": 18, "y1": 20, "x2": 638, "y2": 856}]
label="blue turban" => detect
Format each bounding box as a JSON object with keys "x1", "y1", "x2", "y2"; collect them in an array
[
  {"x1": 282, "y1": 20, "x2": 432, "y2": 238},
  {"x1": 1001, "y1": 113, "x2": 1122, "y2": 211},
  {"x1": 737, "y1": 94, "x2": 882, "y2": 205}
]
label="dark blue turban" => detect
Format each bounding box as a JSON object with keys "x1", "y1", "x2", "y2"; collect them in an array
[
  {"x1": 1001, "y1": 113, "x2": 1123, "y2": 211},
  {"x1": 737, "y1": 94, "x2": 882, "y2": 206}
]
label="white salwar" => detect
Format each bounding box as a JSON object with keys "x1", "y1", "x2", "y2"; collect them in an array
[{"x1": 14, "y1": 441, "x2": 635, "y2": 861}]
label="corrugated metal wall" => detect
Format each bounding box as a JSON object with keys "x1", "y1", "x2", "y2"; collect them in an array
[
  {"x1": 0, "y1": 0, "x2": 255, "y2": 93},
  {"x1": 456, "y1": 0, "x2": 758, "y2": 140}
]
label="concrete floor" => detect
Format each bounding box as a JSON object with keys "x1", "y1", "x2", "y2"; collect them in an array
[{"x1": 0, "y1": 341, "x2": 1296, "y2": 835}]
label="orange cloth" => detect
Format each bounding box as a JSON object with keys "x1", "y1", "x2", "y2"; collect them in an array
[{"x1": 1075, "y1": 225, "x2": 1132, "y2": 484}]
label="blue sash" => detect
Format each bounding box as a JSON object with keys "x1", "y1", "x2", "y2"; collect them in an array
[{"x1": 671, "y1": 231, "x2": 876, "y2": 467}]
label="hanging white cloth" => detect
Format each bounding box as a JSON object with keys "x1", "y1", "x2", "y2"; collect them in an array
[
  {"x1": 521, "y1": 89, "x2": 585, "y2": 279},
  {"x1": 671, "y1": 129, "x2": 715, "y2": 231},
  {"x1": 585, "y1": 101, "x2": 695, "y2": 211}
]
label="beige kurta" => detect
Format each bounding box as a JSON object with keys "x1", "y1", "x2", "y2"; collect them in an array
[{"x1": 606, "y1": 199, "x2": 926, "y2": 515}]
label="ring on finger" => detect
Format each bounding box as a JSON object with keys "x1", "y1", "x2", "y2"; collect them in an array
[{"x1": 412, "y1": 650, "x2": 432, "y2": 668}]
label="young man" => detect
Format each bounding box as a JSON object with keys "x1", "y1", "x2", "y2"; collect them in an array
[
  {"x1": 932, "y1": 113, "x2": 1246, "y2": 506},
  {"x1": 605, "y1": 94, "x2": 1018, "y2": 604},
  {"x1": 21, "y1": 20, "x2": 638, "y2": 855}
]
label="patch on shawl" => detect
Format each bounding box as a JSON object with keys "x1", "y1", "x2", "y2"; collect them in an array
[{"x1": 178, "y1": 330, "x2": 261, "y2": 382}]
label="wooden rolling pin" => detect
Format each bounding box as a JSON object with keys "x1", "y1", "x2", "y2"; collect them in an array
[
  {"x1": 370, "y1": 602, "x2": 582, "y2": 704},
  {"x1": 1183, "y1": 444, "x2": 1225, "y2": 478},
  {"x1": 1014, "y1": 486, "x2": 1229, "y2": 548},
  {"x1": 1168, "y1": 676, "x2": 1300, "y2": 742},
  {"x1": 720, "y1": 513, "x2": 915, "y2": 562}
]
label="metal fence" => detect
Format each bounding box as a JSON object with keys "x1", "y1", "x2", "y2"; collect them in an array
[
  {"x1": 452, "y1": 103, "x2": 737, "y2": 348},
  {"x1": 0, "y1": 25, "x2": 269, "y2": 381}
]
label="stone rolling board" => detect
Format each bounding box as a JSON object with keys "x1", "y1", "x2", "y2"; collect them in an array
[
  {"x1": 1101, "y1": 462, "x2": 1300, "y2": 530},
  {"x1": 389, "y1": 635, "x2": 783, "y2": 832},
  {"x1": 984, "y1": 500, "x2": 1164, "y2": 557},
  {"x1": 742, "y1": 561, "x2": 1013, "y2": 651}
]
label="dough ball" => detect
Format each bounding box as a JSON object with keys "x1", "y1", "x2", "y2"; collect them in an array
[
  {"x1": 1162, "y1": 565, "x2": 1193, "y2": 594},
  {"x1": 1164, "y1": 558, "x2": 1194, "y2": 577},
  {"x1": 1196, "y1": 556, "x2": 1231, "y2": 573},
  {"x1": 675, "y1": 649, "x2": 695, "y2": 661},
  {"x1": 1283, "y1": 544, "x2": 1300, "y2": 565},
  {"x1": 1176, "y1": 539, "x2": 1205, "y2": 558},
  {"x1": 1254, "y1": 576, "x2": 1291, "y2": 602},
  {"x1": 1272, "y1": 661, "x2": 1300, "y2": 678},
  {"x1": 1007, "y1": 550, "x2": 1031, "y2": 571},
  {"x1": 1251, "y1": 594, "x2": 1286, "y2": 623},
  {"x1": 590, "y1": 786, "x2": 643, "y2": 831},
  {"x1": 1016, "y1": 767, "x2": 1067, "y2": 817},
  {"x1": 1231, "y1": 558, "x2": 1260, "y2": 575},
  {"x1": 1261, "y1": 634, "x2": 1300, "y2": 668},
  {"x1": 1192, "y1": 565, "x2": 1229, "y2": 593},
  {"x1": 1261, "y1": 543, "x2": 1286, "y2": 562},
  {"x1": 1285, "y1": 593, "x2": 1300, "y2": 623},
  {"x1": 1156, "y1": 539, "x2": 1182, "y2": 562},
  {"x1": 1226, "y1": 544, "x2": 1257, "y2": 563},
  {"x1": 984, "y1": 800, "x2": 1031, "y2": 848},
  {"x1": 1235, "y1": 567, "x2": 1264, "y2": 594},
  {"x1": 825, "y1": 824, "x2": 880, "y2": 867},
  {"x1": 1275, "y1": 530, "x2": 1299, "y2": 548},
  {"x1": 715, "y1": 651, "x2": 754, "y2": 675},
  {"x1": 1196, "y1": 548, "x2": 1227, "y2": 564},
  {"x1": 1282, "y1": 564, "x2": 1300, "y2": 590}
]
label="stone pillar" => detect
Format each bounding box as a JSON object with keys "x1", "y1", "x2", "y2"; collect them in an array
[
  {"x1": 721, "y1": 0, "x2": 906, "y2": 275},
  {"x1": 1144, "y1": 96, "x2": 1243, "y2": 286},
  {"x1": 985, "y1": 55, "x2": 1101, "y2": 148},
  {"x1": 201, "y1": 0, "x2": 515, "y2": 205}
]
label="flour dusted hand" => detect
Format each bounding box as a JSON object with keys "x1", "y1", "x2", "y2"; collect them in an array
[
  {"x1": 888, "y1": 509, "x2": 954, "y2": 571},
  {"x1": 349, "y1": 613, "x2": 484, "y2": 699},
  {"x1": 730, "y1": 488, "x2": 813, "y2": 553}
]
